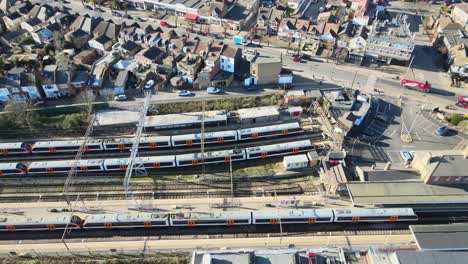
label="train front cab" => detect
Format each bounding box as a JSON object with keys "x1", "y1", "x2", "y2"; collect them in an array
[{"x1": 0, "y1": 143, "x2": 32, "y2": 155}]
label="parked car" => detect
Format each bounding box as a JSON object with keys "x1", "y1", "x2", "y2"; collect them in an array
[
  {"x1": 435, "y1": 126, "x2": 449, "y2": 136},
  {"x1": 114, "y1": 94, "x2": 128, "y2": 101},
  {"x1": 177, "y1": 90, "x2": 193, "y2": 97},
  {"x1": 144, "y1": 80, "x2": 155, "y2": 89},
  {"x1": 207, "y1": 87, "x2": 220, "y2": 94}
]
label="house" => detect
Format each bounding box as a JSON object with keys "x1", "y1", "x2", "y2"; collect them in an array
[
  {"x1": 209, "y1": 0, "x2": 230, "y2": 18},
  {"x1": 345, "y1": 25, "x2": 369, "y2": 63},
  {"x1": 2, "y1": 11, "x2": 22, "y2": 30},
  {"x1": 69, "y1": 16, "x2": 99, "y2": 35},
  {"x1": 177, "y1": 54, "x2": 203, "y2": 84},
  {"x1": 220, "y1": 45, "x2": 241, "y2": 73},
  {"x1": 120, "y1": 40, "x2": 142, "y2": 59},
  {"x1": 247, "y1": 53, "x2": 282, "y2": 85},
  {"x1": 70, "y1": 71, "x2": 88, "y2": 91},
  {"x1": 256, "y1": 6, "x2": 284, "y2": 35},
  {"x1": 92, "y1": 20, "x2": 121, "y2": 41},
  {"x1": 134, "y1": 46, "x2": 164, "y2": 66},
  {"x1": 26, "y1": 4, "x2": 55, "y2": 22},
  {"x1": 0, "y1": 77, "x2": 18, "y2": 102},
  {"x1": 31, "y1": 25, "x2": 55, "y2": 44},
  {"x1": 451, "y1": 3, "x2": 468, "y2": 30},
  {"x1": 351, "y1": 0, "x2": 369, "y2": 18},
  {"x1": 40, "y1": 64, "x2": 59, "y2": 98},
  {"x1": 114, "y1": 70, "x2": 129, "y2": 94},
  {"x1": 88, "y1": 35, "x2": 113, "y2": 55},
  {"x1": 0, "y1": 0, "x2": 13, "y2": 15},
  {"x1": 278, "y1": 18, "x2": 310, "y2": 42},
  {"x1": 20, "y1": 72, "x2": 41, "y2": 100},
  {"x1": 65, "y1": 29, "x2": 90, "y2": 49},
  {"x1": 40, "y1": 63, "x2": 82, "y2": 98},
  {"x1": 73, "y1": 49, "x2": 98, "y2": 65},
  {"x1": 11, "y1": 1, "x2": 33, "y2": 16},
  {"x1": 20, "y1": 17, "x2": 43, "y2": 32},
  {"x1": 0, "y1": 29, "x2": 28, "y2": 47}
]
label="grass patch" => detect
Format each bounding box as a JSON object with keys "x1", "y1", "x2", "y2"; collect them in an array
[{"x1": 234, "y1": 162, "x2": 285, "y2": 177}]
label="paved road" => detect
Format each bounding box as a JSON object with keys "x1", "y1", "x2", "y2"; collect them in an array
[{"x1": 0, "y1": 234, "x2": 414, "y2": 255}]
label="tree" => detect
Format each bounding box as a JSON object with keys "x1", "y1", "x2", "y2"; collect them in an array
[
  {"x1": 450, "y1": 113, "x2": 464, "y2": 126},
  {"x1": 111, "y1": 0, "x2": 121, "y2": 10},
  {"x1": 75, "y1": 90, "x2": 96, "y2": 116}
]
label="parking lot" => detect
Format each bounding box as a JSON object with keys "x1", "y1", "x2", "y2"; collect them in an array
[{"x1": 349, "y1": 95, "x2": 465, "y2": 167}]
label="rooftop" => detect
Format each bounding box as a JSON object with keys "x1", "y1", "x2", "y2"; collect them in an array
[
  {"x1": 237, "y1": 106, "x2": 280, "y2": 120},
  {"x1": 411, "y1": 223, "x2": 468, "y2": 251},
  {"x1": 144, "y1": 110, "x2": 227, "y2": 128},
  {"x1": 348, "y1": 182, "x2": 468, "y2": 205}
]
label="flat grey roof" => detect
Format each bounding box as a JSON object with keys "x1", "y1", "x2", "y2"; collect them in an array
[
  {"x1": 432, "y1": 155, "x2": 468, "y2": 177},
  {"x1": 411, "y1": 223, "x2": 468, "y2": 251},
  {"x1": 395, "y1": 251, "x2": 468, "y2": 264},
  {"x1": 237, "y1": 106, "x2": 279, "y2": 120},
  {"x1": 348, "y1": 182, "x2": 468, "y2": 205},
  {"x1": 363, "y1": 170, "x2": 421, "y2": 182}
]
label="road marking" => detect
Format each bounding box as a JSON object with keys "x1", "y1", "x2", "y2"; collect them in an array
[
  {"x1": 414, "y1": 132, "x2": 422, "y2": 141},
  {"x1": 390, "y1": 129, "x2": 397, "y2": 137},
  {"x1": 402, "y1": 145, "x2": 416, "y2": 148}
]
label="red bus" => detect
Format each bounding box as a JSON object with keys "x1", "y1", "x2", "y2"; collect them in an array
[
  {"x1": 456, "y1": 95, "x2": 468, "y2": 109},
  {"x1": 400, "y1": 79, "x2": 431, "y2": 93}
]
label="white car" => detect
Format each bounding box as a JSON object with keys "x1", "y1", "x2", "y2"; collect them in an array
[
  {"x1": 177, "y1": 90, "x2": 192, "y2": 97},
  {"x1": 207, "y1": 87, "x2": 220, "y2": 94},
  {"x1": 144, "y1": 80, "x2": 155, "y2": 89},
  {"x1": 114, "y1": 94, "x2": 128, "y2": 101}
]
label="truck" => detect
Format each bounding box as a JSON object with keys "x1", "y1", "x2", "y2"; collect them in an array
[
  {"x1": 456, "y1": 95, "x2": 468, "y2": 109},
  {"x1": 233, "y1": 31, "x2": 250, "y2": 46},
  {"x1": 400, "y1": 79, "x2": 431, "y2": 93}
]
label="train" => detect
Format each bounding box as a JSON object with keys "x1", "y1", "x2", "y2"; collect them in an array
[
  {"x1": 0, "y1": 140, "x2": 314, "y2": 175},
  {"x1": 0, "y1": 208, "x2": 418, "y2": 232},
  {"x1": 0, "y1": 123, "x2": 304, "y2": 155}
]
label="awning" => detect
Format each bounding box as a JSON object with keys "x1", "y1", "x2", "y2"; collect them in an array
[{"x1": 184, "y1": 13, "x2": 198, "y2": 20}]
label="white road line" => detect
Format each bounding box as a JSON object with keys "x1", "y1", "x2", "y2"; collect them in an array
[
  {"x1": 386, "y1": 151, "x2": 394, "y2": 163},
  {"x1": 414, "y1": 132, "x2": 422, "y2": 141},
  {"x1": 390, "y1": 129, "x2": 397, "y2": 137}
]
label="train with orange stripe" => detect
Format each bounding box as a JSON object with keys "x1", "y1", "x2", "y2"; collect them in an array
[
  {"x1": 0, "y1": 208, "x2": 418, "y2": 232},
  {"x1": 0, "y1": 140, "x2": 314, "y2": 176},
  {"x1": 0, "y1": 123, "x2": 304, "y2": 156}
]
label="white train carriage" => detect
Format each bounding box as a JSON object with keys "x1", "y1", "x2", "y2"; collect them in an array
[
  {"x1": 246, "y1": 140, "x2": 313, "y2": 159},
  {"x1": 333, "y1": 208, "x2": 418, "y2": 223},
  {"x1": 103, "y1": 136, "x2": 171, "y2": 151},
  {"x1": 0, "y1": 214, "x2": 82, "y2": 231},
  {"x1": 103, "y1": 156, "x2": 176, "y2": 171},
  {"x1": 171, "y1": 130, "x2": 238, "y2": 147},
  {"x1": 237, "y1": 123, "x2": 303, "y2": 140},
  {"x1": 0, "y1": 162, "x2": 28, "y2": 176},
  {"x1": 27, "y1": 159, "x2": 104, "y2": 174},
  {"x1": 31, "y1": 139, "x2": 104, "y2": 154},
  {"x1": 83, "y1": 213, "x2": 169, "y2": 229},
  {"x1": 175, "y1": 149, "x2": 246, "y2": 167},
  {"x1": 253, "y1": 209, "x2": 334, "y2": 225},
  {"x1": 0, "y1": 142, "x2": 31, "y2": 155},
  {"x1": 170, "y1": 211, "x2": 252, "y2": 226}
]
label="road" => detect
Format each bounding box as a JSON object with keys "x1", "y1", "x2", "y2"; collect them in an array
[{"x1": 0, "y1": 234, "x2": 414, "y2": 255}]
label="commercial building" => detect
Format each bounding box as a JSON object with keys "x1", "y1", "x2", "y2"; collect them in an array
[
  {"x1": 365, "y1": 13, "x2": 415, "y2": 64},
  {"x1": 410, "y1": 223, "x2": 468, "y2": 251}
]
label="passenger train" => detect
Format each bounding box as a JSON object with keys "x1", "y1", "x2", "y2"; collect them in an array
[
  {"x1": 0, "y1": 140, "x2": 314, "y2": 176},
  {"x1": 0, "y1": 208, "x2": 418, "y2": 232},
  {"x1": 0, "y1": 123, "x2": 304, "y2": 155}
]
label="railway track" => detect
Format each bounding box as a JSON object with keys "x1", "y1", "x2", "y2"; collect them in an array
[{"x1": 0, "y1": 133, "x2": 325, "y2": 162}]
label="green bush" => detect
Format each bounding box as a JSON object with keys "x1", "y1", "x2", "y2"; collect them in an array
[{"x1": 449, "y1": 113, "x2": 465, "y2": 126}]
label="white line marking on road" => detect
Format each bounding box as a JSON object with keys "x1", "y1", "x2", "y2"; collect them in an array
[
  {"x1": 390, "y1": 129, "x2": 397, "y2": 137},
  {"x1": 415, "y1": 132, "x2": 422, "y2": 141},
  {"x1": 386, "y1": 151, "x2": 394, "y2": 163}
]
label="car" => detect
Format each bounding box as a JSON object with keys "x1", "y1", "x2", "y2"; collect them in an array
[
  {"x1": 144, "y1": 80, "x2": 155, "y2": 89},
  {"x1": 435, "y1": 126, "x2": 449, "y2": 136},
  {"x1": 207, "y1": 87, "x2": 220, "y2": 94},
  {"x1": 375, "y1": 114, "x2": 391, "y2": 123},
  {"x1": 177, "y1": 90, "x2": 192, "y2": 97},
  {"x1": 114, "y1": 94, "x2": 128, "y2": 101},
  {"x1": 308, "y1": 252, "x2": 318, "y2": 264}
]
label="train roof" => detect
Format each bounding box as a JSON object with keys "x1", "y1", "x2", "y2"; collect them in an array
[
  {"x1": 176, "y1": 149, "x2": 243, "y2": 160},
  {"x1": 171, "y1": 130, "x2": 237, "y2": 141},
  {"x1": 0, "y1": 162, "x2": 21, "y2": 170},
  {"x1": 0, "y1": 214, "x2": 72, "y2": 226},
  {"x1": 104, "y1": 156, "x2": 175, "y2": 166},
  {"x1": 104, "y1": 136, "x2": 171, "y2": 144},
  {"x1": 238, "y1": 123, "x2": 301, "y2": 134},
  {"x1": 84, "y1": 213, "x2": 168, "y2": 224},
  {"x1": 253, "y1": 209, "x2": 334, "y2": 219},
  {"x1": 32, "y1": 139, "x2": 102, "y2": 148},
  {"x1": 246, "y1": 140, "x2": 312, "y2": 153},
  {"x1": 171, "y1": 211, "x2": 251, "y2": 220},
  {"x1": 28, "y1": 159, "x2": 103, "y2": 168},
  {"x1": 333, "y1": 208, "x2": 415, "y2": 217},
  {"x1": 0, "y1": 142, "x2": 27, "y2": 149}
]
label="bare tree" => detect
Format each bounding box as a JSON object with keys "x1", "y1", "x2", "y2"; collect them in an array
[{"x1": 75, "y1": 90, "x2": 95, "y2": 116}]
